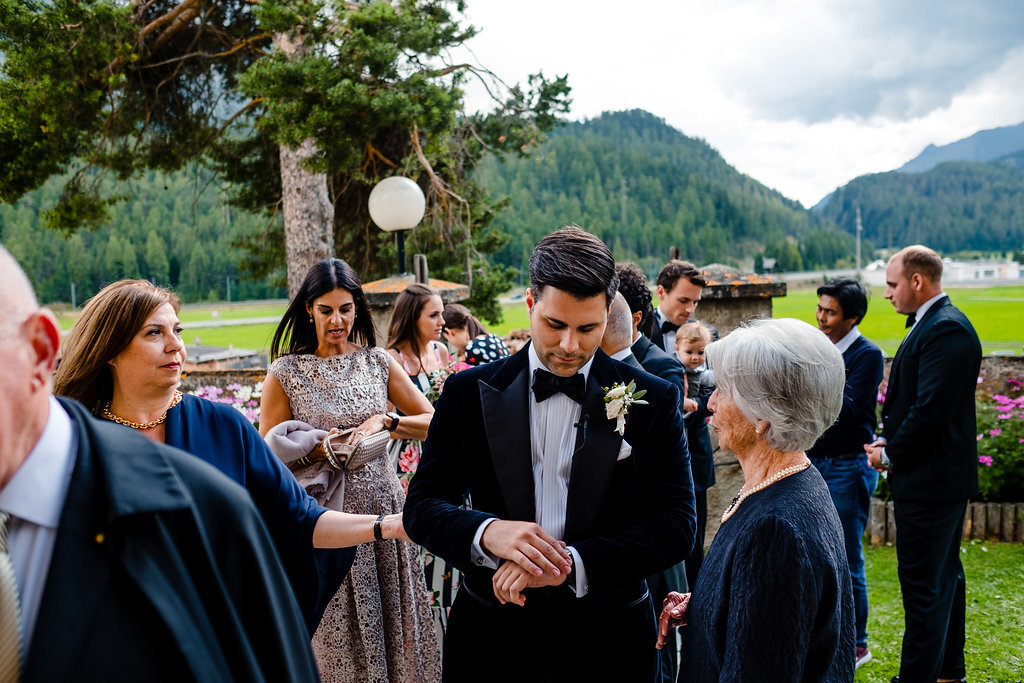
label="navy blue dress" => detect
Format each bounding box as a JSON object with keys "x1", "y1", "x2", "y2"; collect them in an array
[
  {"x1": 680, "y1": 466, "x2": 855, "y2": 681},
  {"x1": 164, "y1": 393, "x2": 355, "y2": 636}
]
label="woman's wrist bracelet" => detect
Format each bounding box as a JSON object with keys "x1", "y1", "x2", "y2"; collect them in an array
[{"x1": 373, "y1": 514, "x2": 386, "y2": 541}]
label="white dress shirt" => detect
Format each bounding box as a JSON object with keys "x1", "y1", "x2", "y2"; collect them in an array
[
  {"x1": 834, "y1": 325, "x2": 862, "y2": 354},
  {"x1": 908, "y1": 291, "x2": 946, "y2": 335},
  {"x1": 0, "y1": 397, "x2": 77, "y2": 652},
  {"x1": 471, "y1": 344, "x2": 594, "y2": 595},
  {"x1": 610, "y1": 347, "x2": 633, "y2": 362},
  {"x1": 655, "y1": 307, "x2": 678, "y2": 359}
]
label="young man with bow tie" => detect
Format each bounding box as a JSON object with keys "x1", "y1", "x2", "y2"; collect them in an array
[
  {"x1": 651, "y1": 260, "x2": 706, "y2": 359},
  {"x1": 405, "y1": 226, "x2": 696, "y2": 682}
]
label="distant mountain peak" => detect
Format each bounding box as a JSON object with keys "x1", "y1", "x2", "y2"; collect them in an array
[{"x1": 898, "y1": 121, "x2": 1024, "y2": 174}]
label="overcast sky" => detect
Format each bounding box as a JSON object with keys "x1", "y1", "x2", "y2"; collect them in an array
[{"x1": 451, "y1": 0, "x2": 1024, "y2": 207}]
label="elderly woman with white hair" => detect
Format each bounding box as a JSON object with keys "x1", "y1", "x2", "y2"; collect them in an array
[{"x1": 657, "y1": 318, "x2": 856, "y2": 681}]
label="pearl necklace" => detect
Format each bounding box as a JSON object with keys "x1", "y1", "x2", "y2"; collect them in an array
[
  {"x1": 102, "y1": 391, "x2": 183, "y2": 430},
  {"x1": 721, "y1": 460, "x2": 810, "y2": 523}
]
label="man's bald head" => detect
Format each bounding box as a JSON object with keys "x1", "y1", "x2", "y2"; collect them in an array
[
  {"x1": 600, "y1": 292, "x2": 634, "y2": 356},
  {"x1": 0, "y1": 244, "x2": 39, "y2": 326},
  {"x1": 0, "y1": 244, "x2": 61, "y2": 488}
]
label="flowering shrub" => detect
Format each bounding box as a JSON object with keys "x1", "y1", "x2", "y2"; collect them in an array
[
  {"x1": 976, "y1": 387, "x2": 1024, "y2": 501},
  {"x1": 874, "y1": 375, "x2": 1024, "y2": 502},
  {"x1": 189, "y1": 382, "x2": 263, "y2": 428}
]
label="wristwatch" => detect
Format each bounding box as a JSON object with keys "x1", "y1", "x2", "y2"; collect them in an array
[{"x1": 385, "y1": 411, "x2": 401, "y2": 432}]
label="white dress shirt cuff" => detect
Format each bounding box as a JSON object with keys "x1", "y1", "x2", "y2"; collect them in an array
[
  {"x1": 470, "y1": 517, "x2": 500, "y2": 569},
  {"x1": 567, "y1": 546, "x2": 589, "y2": 597}
]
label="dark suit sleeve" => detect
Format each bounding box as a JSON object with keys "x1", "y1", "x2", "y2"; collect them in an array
[
  {"x1": 573, "y1": 381, "x2": 696, "y2": 589},
  {"x1": 885, "y1": 319, "x2": 980, "y2": 470},
  {"x1": 405, "y1": 373, "x2": 498, "y2": 573}
]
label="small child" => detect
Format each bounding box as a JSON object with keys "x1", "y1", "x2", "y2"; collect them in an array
[
  {"x1": 675, "y1": 322, "x2": 713, "y2": 413},
  {"x1": 674, "y1": 321, "x2": 716, "y2": 589}
]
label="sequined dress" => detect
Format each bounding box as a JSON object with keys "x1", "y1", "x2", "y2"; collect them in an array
[{"x1": 269, "y1": 347, "x2": 441, "y2": 683}]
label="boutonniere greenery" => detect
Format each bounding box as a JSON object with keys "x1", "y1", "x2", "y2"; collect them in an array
[{"x1": 603, "y1": 380, "x2": 648, "y2": 435}]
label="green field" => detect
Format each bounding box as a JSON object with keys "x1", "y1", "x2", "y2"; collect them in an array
[
  {"x1": 492, "y1": 285, "x2": 1024, "y2": 356},
  {"x1": 856, "y1": 542, "x2": 1024, "y2": 682},
  {"x1": 772, "y1": 285, "x2": 1024, "y2": 356},
  {"x1": 53, "y1": 285, "x2": 1024, "y2": 356}
]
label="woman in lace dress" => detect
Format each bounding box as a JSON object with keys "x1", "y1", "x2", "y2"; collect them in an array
[{"x1": 260, "y1": 259, "x2": 441, "y2": 683}]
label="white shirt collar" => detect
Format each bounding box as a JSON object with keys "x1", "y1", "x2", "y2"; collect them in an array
[
  {"x1": 911, "y1": 291, "x2": 946, "y2": 331},
  {"x1": 609, "y1": 347, "x2": 633, "y2": 362},
  {"x1": 0, "y1": 397, "x2": 76, "y2": 528},
  {"x1": 834, "y1": 325, "x2": 862, "y2": 354},
  {"x1": 527, "y1": 342, "x2": 595, "y2": 391}
]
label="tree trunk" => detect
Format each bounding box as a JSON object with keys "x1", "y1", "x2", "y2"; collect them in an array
[
  {"x1": 279, "y1": 138, "x2": 334, "y2": 298},
  {"x1": 274, "y1": 32, "x2": 334, "y2": 298}
]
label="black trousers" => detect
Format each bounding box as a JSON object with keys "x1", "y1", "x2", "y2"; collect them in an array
[
  {"x1": 893, "y1": 498, "x2": 967, "y2": 683},
  {"x1": 441, "y1": 582, "x2": 659, "y2": 682}
]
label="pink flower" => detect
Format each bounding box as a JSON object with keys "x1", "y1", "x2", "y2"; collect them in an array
[
  {"x1": 399, "y1": 477, "x2": 410, "y2": 494},
  {"x1": 979, "y1": 455, "x2": 993, "y2": 467},
  {"x1": 977, "y1": 376, "x2": 984, "y2": 384},
  {"x1": 1019, "y1": 438, "x2": 1024, "y2": 444},
  {"x1": 988, "y1": 428, "x2": 1002, "y2": 437},
  {"x1": 998, "y1": 413, "x2": 1012, "y2": 419},
  {"x1": 977, "y1": 434, "x2": 984, "y2": 441},
  {"x1": 398, "y1": 443, "x2": 420, "y2": 473}
]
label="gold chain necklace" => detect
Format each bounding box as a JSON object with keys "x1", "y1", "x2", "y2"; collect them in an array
[
  {"x1": 102, "y1": 391, "x2": 183, "y2": 430},
  {"x1": 721, "y1": 460, "x2": 810, "y2": 523}
]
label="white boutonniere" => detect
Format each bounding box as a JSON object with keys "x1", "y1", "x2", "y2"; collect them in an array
[{"x1": 603, "y1": 380, "x2": 648, "y2": 435}]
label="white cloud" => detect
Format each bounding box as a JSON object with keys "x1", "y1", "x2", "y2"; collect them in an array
[{"x1": 452, "y1": 0, "x2": 1024, "y2": 206}]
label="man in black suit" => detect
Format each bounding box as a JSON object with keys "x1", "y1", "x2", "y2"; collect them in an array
[
  {"x1": 867, "y1": 245, "x2": 981, "y2": 683},
  {"x1": 0, "y1": 246, "x2": 318, "y2": 681},
  {"x1": 651, "y1": 259, "x2": 706, "y2": 358},
  {"x1": 405, "y1": 228, "x2": 696, "y2": 682}
]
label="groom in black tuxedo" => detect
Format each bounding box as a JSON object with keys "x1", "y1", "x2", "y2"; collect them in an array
[
  {"x1": 867, "y1": 245, "x2": 981, "y2": 683},
  {"x1": 405, "y1": 227, "x2": 696, "y2": 682}
]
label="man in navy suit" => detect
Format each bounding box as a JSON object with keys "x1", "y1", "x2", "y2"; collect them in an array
[
  {"x1": 808, "y1": 278, "x2": 884, "y2": 669},
  {"x1": 867, "y1": 246, "x2": 981, "y2": 683},
  {"x1": 405, "y1": 228, "x2": 696, "y2": 682}
]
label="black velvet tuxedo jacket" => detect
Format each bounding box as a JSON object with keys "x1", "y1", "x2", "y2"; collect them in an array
[
  {"x1": 23, "y1": 400, "x2": 319, "y2": 682},
  {"x1": 405, "y1": 345, "x2": 696, "y2": 606},
  {"x1": 883, "y1": 296, "x2": 982, "y2": 501}
]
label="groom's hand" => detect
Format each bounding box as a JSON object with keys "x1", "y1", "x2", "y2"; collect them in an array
[
  {"x1": 481, "y1": 520, "x2": 572, "y2": 578},
  {"x1": 492, "y1": 560, "x2": 567, "y2": 606}
]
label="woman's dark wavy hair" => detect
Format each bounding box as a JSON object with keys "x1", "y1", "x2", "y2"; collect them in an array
[
  {"x1": 386, "y1": 284, "x2": 439, "y2": 352},
  {"x1": 442, "y1": 303, "x2": 487, "y2": 338},
  {"x1": 270, "y1": 259, "x2": 375, "y2": 360}
]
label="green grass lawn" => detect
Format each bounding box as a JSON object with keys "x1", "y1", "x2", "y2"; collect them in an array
[
  {"x1": 773, "y1": 286, "x2": 1024, "y2": 356},
  {"x1": 857, "y1": 541, "x2": 1024, "y2": 682},
  {"x1": 492, "y1": 285, "x2": 1024, "y2": 356},
  {"x1": 53, "y1": 284, "x2": 1023, "y2": 356}
]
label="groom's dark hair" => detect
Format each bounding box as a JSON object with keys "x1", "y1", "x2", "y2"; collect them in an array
[{"x1": 530, "y1": 225, "x2": 618, "y2": 305}]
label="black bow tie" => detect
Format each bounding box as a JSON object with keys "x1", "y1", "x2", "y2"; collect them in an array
[
  {"x1": 905, "y1": 313, "x2": 916, "y2": 329},
  {"x1": 532, "y1": 369, "x2": 586, "y2": 404},
  {"x1": 660, "y1": 319, "x2": 680, "y2": 334}
]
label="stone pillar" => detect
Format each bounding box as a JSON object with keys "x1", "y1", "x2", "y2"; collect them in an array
[
  {"x1": 697, "y1": 265, "x2": 788, "y2": 547},
  {"x1": 362, "y1": 274, "x2": 469, "y2": 347}
]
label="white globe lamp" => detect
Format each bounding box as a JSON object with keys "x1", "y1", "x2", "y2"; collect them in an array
[{"x1": 369, "y1": 177, "x2": 426, "y2": 274}]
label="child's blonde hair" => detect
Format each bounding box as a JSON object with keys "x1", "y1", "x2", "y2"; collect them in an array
[{"x1": 675, "y1": 322, "x2": 712, "y2": 347}]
